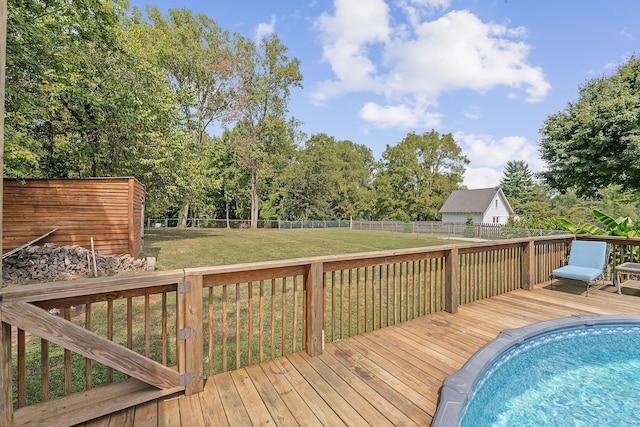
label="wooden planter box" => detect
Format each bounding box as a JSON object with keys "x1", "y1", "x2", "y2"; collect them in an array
[{"x1": 3, "y1": 177, "x2": 145, "y2": 257}]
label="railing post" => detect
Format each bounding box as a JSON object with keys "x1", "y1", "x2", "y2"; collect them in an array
[
  {"x1": 179, "y1": 274, "x2": 204, "y2": 395},
  {"x1": 0, "y1": 319, "x2": 13, "y2": 426},
  {"x1": 305, "y1": 262, "x2": 324, "y2": 357},
  {"x1": 445, "y1": 247, "x2": 459, "y2": 314},
  {"x1": 522, "y1": 240, "x2": 535, "y2": 290}
]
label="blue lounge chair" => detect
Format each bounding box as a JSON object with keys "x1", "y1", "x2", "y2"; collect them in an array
[{"x1": 551, "y1": 240, "x2": 609, "y2": 296}]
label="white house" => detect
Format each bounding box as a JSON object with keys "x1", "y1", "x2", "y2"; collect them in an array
[{"x1": 439, "y1": 187, "x2": 514, "y2": 225}]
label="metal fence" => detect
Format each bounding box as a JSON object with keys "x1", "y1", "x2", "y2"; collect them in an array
[
  {"x1": 145, "y1": 218, "x2": 351, "y2": 229},
  {"x1": 145, "y1": 218, "x2": 569, "y2": 240}
]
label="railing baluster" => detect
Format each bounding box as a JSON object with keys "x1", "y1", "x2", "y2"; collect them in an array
[
  {"x1": 41, "y1": 338, "x2": 49, "y2": 400},
  {"x1": 64, "y1": 307, "x2": 72, "y2": 395},
  {"x1": 292, "y1": 276, "x2": 298, "y2": 355},
  {"x1": 270, "y1": 279, "x2": 276, "y2": 360},
  {"x1": 107, "y1": 300, "x2": 113, "y2": 384},
  {"x1": 18, "y1": 328, "x2": 26, "y2": 407},
  {"x1": 144, "y1": 294, "x2": 150, "y2": 358},
  {"x1": 127, "y1": 298, "x2": 133, "y2": 350},
  {"x1": 331, "y1": 272, "x2": 336, "y2": 342},
  {"x1": 85, "y1": 303, "x2": 92, "y2": 390},
  {"x1": 222, "y1": 284, "x2": 228, "y2": 373},
  {"x1": 162, "y1": 293, "x2": 167, "y2": 366},
  {"x1": 362, "y1": 266, "x2": 366, "y2": 333},
  {"x1": 208, "y1": 287, "x2": 214, "y2": 375},
  {"x1": 281, "y1": 277, "x2": 286, "y2": 357},
  {"x1": 348, "y1": 269, "x2": 353, "y2": 337},
  {"x1": 236, "y1": 283, "x2": 241, "y2": 370},
  {"x1": 248, "y1": 281, "x2": 253, "y2": 366},
  {"x1": 259, "y1": 280, "x2": 265, "y2": 363}
]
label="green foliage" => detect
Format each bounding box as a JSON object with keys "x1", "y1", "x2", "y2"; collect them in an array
[
  {"x1": 463, "y1": 215, "x2": 476, "y2": 238},
  {"x1": 500, "y1": 160, "x2": 534, "y2": 200},
  {"x1": 540, "y1": 56, "x2": 640, "y2": 197},
  {"x1": 263, "y1": 134, "x2": 374, "y2": 221},
  {"x1": 231, "y1": 33, "x2": 303, "y2": 227},
  {"x1": 373, "y1": 130, "x2": 469, "y2": 221},
  {"x1": 559, "y1": 210, "x2": 640, "y2": 237}
]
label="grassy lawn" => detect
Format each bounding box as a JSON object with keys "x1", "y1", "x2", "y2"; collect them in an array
[{"x1": 142, "y1": 227, "x2": 456, "y2": 270}]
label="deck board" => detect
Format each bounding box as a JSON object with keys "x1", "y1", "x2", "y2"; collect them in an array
[{"x1": 80, "y1": 283, "x2": 640, "y2": 426}]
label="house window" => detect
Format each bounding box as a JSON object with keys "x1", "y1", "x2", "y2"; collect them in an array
[
  {"x1": 493, "y1": 216, "x2": 499, "y2": 223},
  {"x1": 495, "y1": 199, "x2": 498, "y2": 208}
]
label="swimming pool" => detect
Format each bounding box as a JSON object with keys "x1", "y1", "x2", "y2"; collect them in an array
[{"x1": 432, "y1": 315, "x2": 640, "y2": 427}]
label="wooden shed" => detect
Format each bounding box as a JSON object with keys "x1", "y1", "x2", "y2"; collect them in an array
[{"x1": 3, "y1": 177, "x2": 145, "y2": 258}]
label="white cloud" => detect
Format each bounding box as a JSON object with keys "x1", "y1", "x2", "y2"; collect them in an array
[
  {"x1": 311, "y1": 0, "x2": 390, "y2": 105},
  {"x1": 455, "y1": 131, "x2": 546, "y2": 188},
  {"x1": 463, "y1": 167, "x2": 502, "y2": 189},
  {"x1": 464, "y1": 105, "x2": 481, "y2": 120},
  {"x1": 456, "y1": 132, "x2": 544, "y2": 171},
  {"x1": 312, "y1": 2, "x2": 551, "y2": 129},
  {"x1": 359, "y1": 102, "x2": 442, "y2": 128},
  {"x1": 255, "y1": 14, "x2": 277, "y2": 42}
]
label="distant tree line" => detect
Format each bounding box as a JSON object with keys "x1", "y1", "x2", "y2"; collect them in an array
[{"x1": 5, "y1": 2, "x2": 640, "y2": 226}]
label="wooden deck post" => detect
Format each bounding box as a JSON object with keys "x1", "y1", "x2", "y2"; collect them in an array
[
  {"x1": 179, "y1": 275, "x2": 204, "y2": 395},
  {"x1": 305, "y1": 262, "x2": 324, "y2": 357},
  {"x1": 444, "y1": 247, "x2": 459, "y2": 314},
  {"x1": 0, "y1": 320, "x2": 13, "y2": 426},
  {"x1": 522, "y1": 240, "x2": 535, "y2": 290}
]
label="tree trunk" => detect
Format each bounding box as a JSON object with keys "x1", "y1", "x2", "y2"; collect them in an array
[
  {"x1": 180, "y1": 202, "x2": 189, "y2": 228},
  {"x1": 225, "y1": 197, "x2": 231, "y2": 229},
  {"x1": 250, "y1": 167, "x2": 259, "y2": 229}
]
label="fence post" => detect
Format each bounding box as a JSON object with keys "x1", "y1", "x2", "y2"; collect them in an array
[
  {"x1": 0, "y1": 320, "x2": 13, "y2": 427},
  {"x1": 178, "y1": 274, "x2": 204, "y2": 395},
  {"x1": 305, "y1": 262, "x2": 324, "y2": 357},
  {"x1": 445, "y1": 247, "x2": 459, "y2": 313},
  {"x1": 522, "y1": 240, "x2": 535, "y2": 290}
]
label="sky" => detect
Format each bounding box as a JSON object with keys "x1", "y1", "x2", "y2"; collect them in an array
[{"x1": 128, "y1": 0, "x2": 640, "y2": 188}]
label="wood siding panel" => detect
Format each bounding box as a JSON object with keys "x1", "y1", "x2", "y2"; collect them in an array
[{"x1": 3, "y1": 178, "x2": 145, "y2": 257}]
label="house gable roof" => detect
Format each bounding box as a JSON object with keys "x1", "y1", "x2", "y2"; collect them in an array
[{"x1": 439, "y1": 187, "x2": 514, "y2": 215}]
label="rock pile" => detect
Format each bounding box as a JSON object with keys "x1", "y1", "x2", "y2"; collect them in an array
[{"x1": 2, "y1": 243, "x2": 147, "y2": 285}]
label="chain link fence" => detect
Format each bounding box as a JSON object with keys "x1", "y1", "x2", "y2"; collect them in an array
[{"x1": 145, "y1": 218, "x2": 569, "y2": 240}]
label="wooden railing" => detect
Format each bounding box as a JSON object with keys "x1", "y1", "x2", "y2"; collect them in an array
[{"x1": 0, "y1": 234, "x2": 597, "y2": 426}]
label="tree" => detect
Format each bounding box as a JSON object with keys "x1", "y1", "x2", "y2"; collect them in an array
[
  {"x1": 231, "y1": 33, "x2": 303, "y2": 228},
  {"x1": 500, "y1": 161, "x2": 534, "y2": 200},
  {"x1": 5, "y1": 1, "x2": 203, "y2": 219},
  {"x1": 373, "y1": 131, "x2": 468, "y2": 221},
  {"x1": 263, "y1": 134, "x2": 374, "y2": 221},
  {"x1": 5, "y1": 0, "x2": 121, "y2": 178},
  {"x1": 539, "y1": 56, "x2": 640, "y2": 197},
  {"x1": 141, "y1": 7, "x2": 238, "y2": 226}
]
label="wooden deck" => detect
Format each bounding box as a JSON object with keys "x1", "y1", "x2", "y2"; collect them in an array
[{"x1": 75, "y1": 282, "x2": 640, "y2": 427}]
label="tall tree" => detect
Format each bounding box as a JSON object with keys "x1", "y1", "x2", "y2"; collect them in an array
[
  {"x1": 5, "y1": 0, "x2": 121, "y2": 178},
  {"x1": 141, "y1": 7, "x2": 238, "y2": 226},
  {"x1": 500, "y1": 160, "x2": 534, "y2": 200},
  {"x1": 373, "y1": 131, "x2": 468, "y2": 221},
  {"x1": 232, "y1": 33, "x2": 303, "y2": 228},
  {"x1": 539, "y1": 56, "x2": 640, "y2": 197}
]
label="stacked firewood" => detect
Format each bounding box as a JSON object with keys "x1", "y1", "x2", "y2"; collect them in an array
[{"x1": 2, "y1": 243, "x2": 147, "y2": 285}]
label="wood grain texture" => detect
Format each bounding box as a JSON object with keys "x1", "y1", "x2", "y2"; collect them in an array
[
  {"x1": 3, "y1": 177, "x2": 144, "y2": 256},
  {"x1": 2, "y1": 302, "x2": 180, "y2": 389}
]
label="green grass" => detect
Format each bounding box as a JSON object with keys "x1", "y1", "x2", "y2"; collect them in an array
[{"x1": 143, "y1": 227, "x2": 455, "y2": 270}]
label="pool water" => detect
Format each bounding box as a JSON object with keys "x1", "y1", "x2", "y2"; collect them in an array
[{"x1": 460, "y1": 325, "x2": 640, "y2": 427}]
